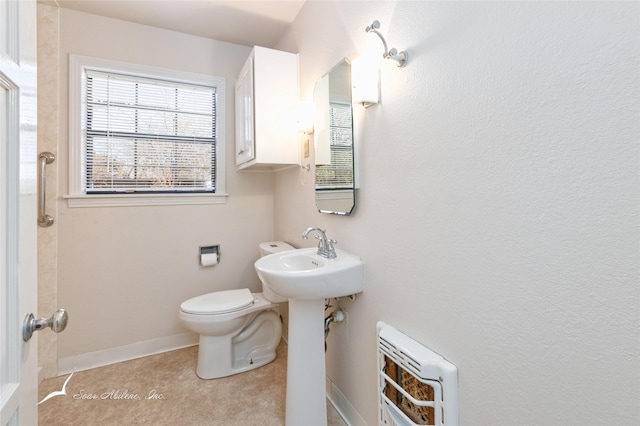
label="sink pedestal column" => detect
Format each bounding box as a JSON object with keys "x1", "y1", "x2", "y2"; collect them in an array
[{"x1": 286, "y1": 298, "x2": 327, "y2": 426}]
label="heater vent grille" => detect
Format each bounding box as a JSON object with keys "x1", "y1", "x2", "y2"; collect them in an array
[
  {"x1": 377, "y1": 322, "x2": 459, "y2": 426},
  {"x1": 379, "y1": 336, "x2": 423, "y2": 378}
]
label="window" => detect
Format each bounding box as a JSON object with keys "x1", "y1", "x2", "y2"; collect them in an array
[
  {"x1": 315, "y1": 102, "x2": 353, "y2": 190},
  {"x1": 85, "y1": 70, "x2": 216, "y2": 193},
  {"x1": 68, "y1": 55, "x2": 226, "y2": 207}
]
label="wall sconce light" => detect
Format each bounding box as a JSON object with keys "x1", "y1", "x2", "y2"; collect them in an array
[
  {"x1": 365, "y1": 20, "x2": 408, "y2": 68},
  {"x1": 351, "y1": 54, "x2": 380, "y2": 107},
  {"x1": 297, "y1": 100, "x2": 315, "y2": 134}
]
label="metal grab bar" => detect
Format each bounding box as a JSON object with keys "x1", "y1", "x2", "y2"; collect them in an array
[{"x1": 38, "y1": 151, "x2": 55, "y2": 227}]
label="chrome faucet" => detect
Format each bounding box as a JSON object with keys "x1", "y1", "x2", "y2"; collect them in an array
[{"x1": 302, "y1": 227, "x2": 337, "y2": 259}]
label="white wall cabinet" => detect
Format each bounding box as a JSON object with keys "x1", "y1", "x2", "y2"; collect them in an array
[{"x1": 235, "y1": 46, "x2": 299, "y2": 171}]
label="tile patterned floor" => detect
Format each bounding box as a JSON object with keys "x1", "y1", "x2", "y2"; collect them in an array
[{"x1": 38, "y1": 340, "x2": 346, "y2": 426}]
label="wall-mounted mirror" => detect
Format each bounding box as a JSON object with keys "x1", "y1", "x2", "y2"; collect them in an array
[{"x1": 313, "y1": 58, "x2": 355, "y2": 215}]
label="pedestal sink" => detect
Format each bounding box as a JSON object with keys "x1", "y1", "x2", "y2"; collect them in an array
[{"x1": 255, "y1": 247, "x2": 364, "y2": 426}]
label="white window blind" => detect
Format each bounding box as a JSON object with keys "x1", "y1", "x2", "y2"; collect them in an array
[
  {"x1": 84, "y1": 70, "x2": 217, "y2": 193},
  {"x1": 316, "y1": 103, "x2": 354, "y2": 189}
]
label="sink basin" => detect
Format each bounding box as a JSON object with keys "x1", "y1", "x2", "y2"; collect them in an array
[{"x1": 255, "y1": 248, "x2": 364, "y2": 300}]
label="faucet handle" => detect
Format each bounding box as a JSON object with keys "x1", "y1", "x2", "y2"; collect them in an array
[{"x1": 325, "y1": 239, "x2": 337, "y2": 258}]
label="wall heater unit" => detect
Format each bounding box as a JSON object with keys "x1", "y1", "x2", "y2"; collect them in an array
[{"x1": 377, "y1": 322, "x2": 459, "y2": 426}]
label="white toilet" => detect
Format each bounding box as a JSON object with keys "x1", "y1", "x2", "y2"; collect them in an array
[{"x1": 179, "y1": 241, "x2": 293, "y2": 379}]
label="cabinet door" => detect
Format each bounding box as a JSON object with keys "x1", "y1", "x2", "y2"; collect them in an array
[{"x1": 235, "y1": 56, "x2": 254, "y2": 165}]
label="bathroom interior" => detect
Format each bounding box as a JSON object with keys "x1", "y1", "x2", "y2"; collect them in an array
[{"x1": 30, "y1": 0, "x2": 638, "y2": 425}]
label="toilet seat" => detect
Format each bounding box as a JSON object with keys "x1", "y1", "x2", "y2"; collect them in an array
[{"x1": 181, "y1": 288, "x2": 254, "y2": 315}]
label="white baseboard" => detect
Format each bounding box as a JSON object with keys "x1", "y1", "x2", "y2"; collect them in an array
[
  {"x1": 326, "y1": 376, "x2": 367, "y2": 426},
  {"x1": 57, "y1": 332, "x2": 198, "y2": 375}
]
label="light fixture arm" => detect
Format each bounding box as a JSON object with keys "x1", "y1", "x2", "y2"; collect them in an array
[{"x1": 365, "y1": 20, "x2": 407, "y2": 67}]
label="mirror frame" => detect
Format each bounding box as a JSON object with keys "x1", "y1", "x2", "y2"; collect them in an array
[{"x1": 313, "y1": 58, "x2": 356, "y2": 216}]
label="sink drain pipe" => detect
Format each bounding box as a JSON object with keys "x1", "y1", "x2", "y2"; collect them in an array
[{"x1": 324, "y1": 309, "x2": 345, "y2": 351}]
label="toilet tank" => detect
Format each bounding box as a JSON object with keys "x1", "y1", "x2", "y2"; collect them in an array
[
  {"x1": 258, "y1": 241, "x2": 294, "y2": 303},
  {"x1": 259, "y1": 241, "x2": 294, "y2": 257}
]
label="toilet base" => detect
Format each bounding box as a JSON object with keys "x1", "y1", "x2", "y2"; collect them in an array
[{"x1": 196, "y1": 309, "x2": 282, "y2": 379}]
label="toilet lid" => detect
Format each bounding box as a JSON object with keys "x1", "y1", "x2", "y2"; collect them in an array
[{"x1": 181, "y1": 288, "x2": 254, "y2": 314}]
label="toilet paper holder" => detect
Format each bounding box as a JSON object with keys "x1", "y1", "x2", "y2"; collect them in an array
[{"x1": 199, "y1": 245, "x2": 220, "y2": 266}]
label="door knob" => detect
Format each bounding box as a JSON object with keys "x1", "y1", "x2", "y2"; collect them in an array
[{"x1": 23, "y1": 309, "x2": 68, "y2": 342}]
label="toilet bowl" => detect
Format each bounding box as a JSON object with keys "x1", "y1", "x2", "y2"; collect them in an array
[{"x1": 179, "y1": 241, "x2": 293, "y2": 379}]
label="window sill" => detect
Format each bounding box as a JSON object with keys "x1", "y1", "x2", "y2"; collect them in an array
[{"x1": 64, "y1": 193, "x2": 228, "y2": 208}]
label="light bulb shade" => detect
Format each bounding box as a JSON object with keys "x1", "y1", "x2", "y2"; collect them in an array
[
  {"x1": 351, "y1": 54, "x2": 380, "y2": 106},
  {"x1": 297, "y1": 100, "x2": 315, "y2": 134}
]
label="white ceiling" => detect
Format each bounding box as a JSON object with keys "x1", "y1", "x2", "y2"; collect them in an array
[{"x1": 50, "y1": 0, "x2": 306, "y2": 47}]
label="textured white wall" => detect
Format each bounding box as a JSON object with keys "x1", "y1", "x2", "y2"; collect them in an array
[
  {"x1": 55, "y1": 9, "x2": 275, "y2": 360},
  {"x1": 276, "y1": 1, "x2": 639, "y2": 425}
]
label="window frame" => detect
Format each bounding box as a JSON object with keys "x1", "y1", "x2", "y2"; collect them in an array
[{"x1": 67, "y1": 54, "x2": 227, "y2": 207}]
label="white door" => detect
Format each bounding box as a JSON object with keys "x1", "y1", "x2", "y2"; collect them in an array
[{"x1": 0, "y1": 0, "x2": 38, "y2": 424}]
